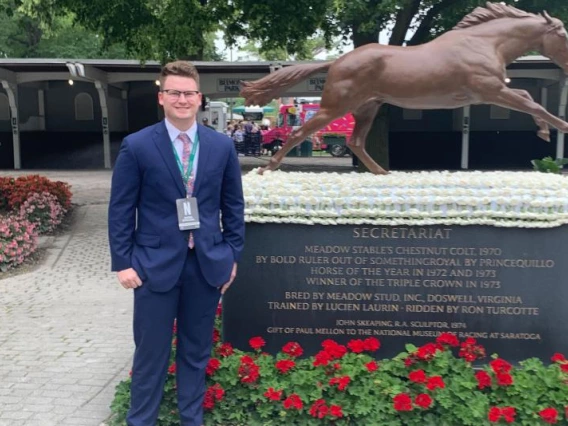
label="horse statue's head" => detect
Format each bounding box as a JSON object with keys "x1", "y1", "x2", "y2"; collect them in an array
[{"x1": 540, "y1": 11, "x2": 568, "y2": 73}]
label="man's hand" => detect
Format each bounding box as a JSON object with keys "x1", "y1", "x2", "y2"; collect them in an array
[
  {"x1": 117, "y1": 268, "x2": 143, "y2": 289},
  {"x1": 220, "y1": 263, "x2": 237, "y2": 295}
]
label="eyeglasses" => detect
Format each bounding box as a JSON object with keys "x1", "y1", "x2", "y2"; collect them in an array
[{"x1": 161, "y1": 89, "x2": 200, "y2": 100}]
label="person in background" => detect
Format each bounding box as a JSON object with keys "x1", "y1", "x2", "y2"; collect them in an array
[
  {"x1": 233, "y1": 124, "x2": 245, "y2": 155},
  {"x1": 201, "y1": 117, "x2": 215, "y2": 130},
  {"x1": 108, "y1": 60, "x2": 245, "y2": 426}
]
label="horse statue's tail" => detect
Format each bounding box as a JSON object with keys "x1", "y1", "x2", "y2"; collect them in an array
[{"x1": 240, "y1": 61, "x2": 333, "y2": 106}]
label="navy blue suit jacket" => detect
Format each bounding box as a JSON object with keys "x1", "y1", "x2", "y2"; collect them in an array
[{"x1": 108, "y1": 121, "x2": 245, "y2": 292}]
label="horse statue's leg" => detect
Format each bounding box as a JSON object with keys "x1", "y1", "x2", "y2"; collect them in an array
[
  {"x1": 484, "y1": 86, "x2": 568, "y2": 135},
  {"x1": 258, "y1": 106, "x2": 348, "y2": 174},
  {"x1": 347, "y1": 101, "x2": 388, "y2": 175},
  {"x1": 509, "y1": 89, "x2": 550, "y2": 141}
]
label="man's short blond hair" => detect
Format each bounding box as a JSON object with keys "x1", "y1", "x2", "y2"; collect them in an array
[{"x1": 159, "y1": 61, "x2": 200, "y2": 88}]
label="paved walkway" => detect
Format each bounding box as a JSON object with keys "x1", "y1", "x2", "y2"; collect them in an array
[
  {"x1": 0, "y1": 156, "x2": 353, "y2": 426},
  {"x1": 0, "y1": 188, "x2": 131, "y2": 425}
]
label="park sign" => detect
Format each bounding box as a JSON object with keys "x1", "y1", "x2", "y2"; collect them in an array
[
  {"x1": 308, "y1": 77, "x2": 326, "y2": 91},
  {"x1": 217, "y1": 78, "x2": 254, "y2": 93},
  {"x1": 223, "y1": 170, "x2": 568, "y2": 362}
]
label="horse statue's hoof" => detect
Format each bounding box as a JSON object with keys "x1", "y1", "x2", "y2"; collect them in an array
[
  {"x1": 537, "y1": 130, "x2": 551, "y2": 142},
  {"x1": 370, "y1": 166, "x2": 389, "y2": 175}
]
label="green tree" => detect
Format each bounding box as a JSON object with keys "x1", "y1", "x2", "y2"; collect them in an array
[
  {"x1": 227, "y1": 0, "x2": 568, "y2": 171},
  {"x1": 32, "y1": 15, "x2": 131, "y2": 59},
  {"x1": 240, "y1": 34, "x2": 339, "y2": 61},
  {"x1": 18, "y1": 0, "x2": 228, "y2": 62},
  {"x1": 0, "y1": 0, "x2": 131, "y2": 58}
]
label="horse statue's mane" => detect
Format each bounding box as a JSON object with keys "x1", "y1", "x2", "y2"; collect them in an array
[{"x1": 454, "y1": 2, "x2": 535, "y2": 30}]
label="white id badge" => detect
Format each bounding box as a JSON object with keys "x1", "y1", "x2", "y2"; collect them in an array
[{"x1": 176, "y1": 197, "x2": 200, "y2": 230}]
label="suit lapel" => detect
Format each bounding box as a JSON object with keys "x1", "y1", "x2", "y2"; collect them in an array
[
  {"x1": 153, "y1": 121, "x2": 186, "y2": 197},
  {"x1": 193, "y1": 124, "x2": 212, "y2": 196}
]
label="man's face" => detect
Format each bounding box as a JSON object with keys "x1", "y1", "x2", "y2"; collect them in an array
[{"x1": 158, "y1": 75, "x2": 202, "y2": 127}]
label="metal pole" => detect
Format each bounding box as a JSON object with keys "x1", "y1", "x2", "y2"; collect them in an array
[
  {"x1": 557, "y1": 76, "x2": 567, "y2": 160},
  {"x1": 2, "y1": 80, "x2": 20, "y2": 169},
  {"x1": 95, "y1": 81, "x2": 111, "y2": 169},
  {"x1": 461, "y1": 106, "x2": 471, "y2": 169}
]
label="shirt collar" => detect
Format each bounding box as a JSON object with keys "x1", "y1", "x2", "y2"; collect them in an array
[{"x1": 164, "y1": 119, "x2": 198, "y2": 143}]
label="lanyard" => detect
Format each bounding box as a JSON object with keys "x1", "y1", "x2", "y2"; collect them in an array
[{"x1": 172, "y1": 132, "x2": 200, "y2": 193}]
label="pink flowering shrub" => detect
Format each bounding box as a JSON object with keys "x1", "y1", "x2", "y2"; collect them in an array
[
  {"x1": 0, "y1": 176, "x2": 15, "y2": 210},
  {"x1": 18, "y1": 192, "x2": 66, "y2": 235},
  {"x1": 0, "y1": 215, "x2": 38, "y2": 271}
]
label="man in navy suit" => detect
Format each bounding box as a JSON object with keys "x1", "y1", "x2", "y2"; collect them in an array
[{"x1": 108, "y1": 61, "x2": 244, "y2": 426}]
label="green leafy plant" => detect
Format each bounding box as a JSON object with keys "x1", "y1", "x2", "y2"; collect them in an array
[
  {"x1": 531, "y1": 157, "x2": 568, "y2": 174},
  {"x1": 109, "y1": 307, "x2": 568, "y2": 425}
]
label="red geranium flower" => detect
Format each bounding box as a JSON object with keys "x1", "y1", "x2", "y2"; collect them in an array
[
  {"x1": 539, "y1": 407, "x2": 559, "y2": 424},
  {"x1": 282, "y1": 394, "x2": 303, "y2": 410},
  {"x1": 363, "y1": 337, "x2": 380, "y2": 352},
  {"x1": 282, "y1": 342, "x2": 303, "y2": 358},
  {"x1": 495, "y1": 372, "x2": 513, "y2": 386},
  {"x1": 347, "y1": 339, "x2": 366, "y2": 353},
  {"x1": 275, "y1": 359, "x2": 296, "y2": 374},
  {"x1": 216, "y1": 342, "x2": 234, "y2": 357},
  {"x1": 501, "y1": 407, "x2": 516, "y2": 423},
  {"x1": 551, "y1": 353, "x2": 566, "y2": 363},
  {"x1": 409, "y1": 369, "x2": 427, "y2": 384},
  {"x1": 426, "y1": 376, "x2": 445, "y2": 390},
  {"x1": 313, "y1": 350, "x2": 333, "y2": 367},
  {"x1": 490, "y1": 358, "x2": 513, "y2": 374},
  {"x1": 309, "y1": 399, "x2": 328, "y2": 419},
  {"x1": 321, "y1": 339, "x2": 347, "y2": 359},
  {"x1": 203, "y1": 384, "x2": 224, "y2": 410},
  {"x1": 488, "y1": 407, "x2": 502, "y2": 422},
  {"x1": 212, "y1": 328, "x2": 220, "y2": 343},
  {"x1": 263, "y1": 387, "x2": 283, "y2": 401},
  {"x1": 436, "y1": 332, "x2": 459, "y2": 347},
  {"x1": 238, "y1": 356, "x2": 260, "y2": 383},
  {"x1": 206, "y1": 358, "x2": 221, "y2": 376},
  {"x1": 168, "y1": 363, "x2": 176, "y2": 375},
  {"x1": 560, "y1": 364, "x2": 568, "y2": 373},
  {"x1": 414, "y1": 393, "x2": 433, "y2": 409},
  {"x1": 249, "y1": 336, "x2": 266, "y2": 351},
  {"x1": 475, "y1": 371, "x2": 492, "y2": 389},
  {"x1": 330, "y1": 405, "x2": 343, "y2": 418},
  {"x1": 329, "y1": 376, "x2": 351, "y2": 391},
  {"x1": 459, "y1": 337, "x2": 486, "y2": 362},
  {"x1": 415, "y1": 343, "x2": 442, "y2": 361},
  {"x1": 393, "y1": 393, "x2": 413, "y2": 411},
  {"x1": 366, "y1": 361, "x2": 379, "y2": 372}
]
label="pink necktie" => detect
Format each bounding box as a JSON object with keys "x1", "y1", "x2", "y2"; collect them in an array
[{"x1": 179, "y1": 133, "x2": 195, "y2": 249}]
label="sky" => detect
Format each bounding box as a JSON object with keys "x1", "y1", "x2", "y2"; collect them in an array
[{"x1": 214, "y1": 30, "x2": 392, "y2": 62}]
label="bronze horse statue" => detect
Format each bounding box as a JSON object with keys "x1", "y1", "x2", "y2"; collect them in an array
[{"x1": 240, "y1": 2, "x2": 568, "y2": 174}]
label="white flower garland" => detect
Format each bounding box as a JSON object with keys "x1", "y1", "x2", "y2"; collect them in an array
[{"x1": 243, "y1": 170, "x2": 568, "y2": 228}]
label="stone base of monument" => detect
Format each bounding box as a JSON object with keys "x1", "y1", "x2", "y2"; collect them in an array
[
  {"x1": 223, "y1": 223, "x2": 568, "y2": 363},
  {"x1": 224, "y1": 170, "x2": 568, "y2": 363}
]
